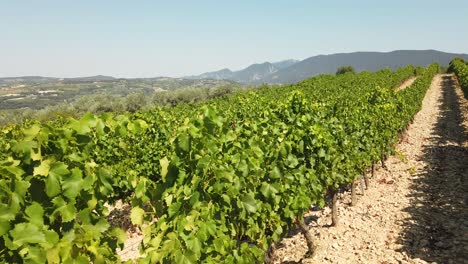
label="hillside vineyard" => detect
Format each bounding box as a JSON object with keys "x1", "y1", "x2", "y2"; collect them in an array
[
  {"x1": 0, "y1": 64, "x2": 439, "y2": 263},
  {"x1": 449, "y1": 58, "x2": 468, "y2": 96}
]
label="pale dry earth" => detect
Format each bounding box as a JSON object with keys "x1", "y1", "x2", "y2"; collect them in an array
[
  {"x1": 117, "y1": 231, "x2": 144, "y2": 262},
  {"x1": 107, "y1": 201, "x2": 144, "y2": 261},
  {"x1": 273, "y1": 74, "x2": 468, "y2": 264},
  {"x1": 396, "y1": 77, "x2": 418, "y2": 91}
]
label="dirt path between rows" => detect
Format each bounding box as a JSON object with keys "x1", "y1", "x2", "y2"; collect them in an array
[
  {"x1": 273, "y1": 74, "x2": 468, "y2": 264},
  {"x1": 397, "y1": 77, "x2": 418, "y2": 91}
]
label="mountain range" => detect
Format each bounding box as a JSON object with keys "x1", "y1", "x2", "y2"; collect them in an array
[
  {"x1": 187, "y1": 50, "x2": 468, "y2": 84},
  {"x1": 185, "y1": 59, "x2": 298, "y2": 83},
  {"x1": 2, "y1": 50, "x2": 468, "y2": 85}
]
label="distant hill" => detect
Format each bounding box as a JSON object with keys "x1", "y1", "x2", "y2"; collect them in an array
[
  {"x1": 0, "y1": 74, "x2": 238, "y2": 91},
  {"x1": 63, "y1": 75, "x2": 116, "y2": 83},
  {"x1": 187, "y1": 68, "x2": 234, "y2": 81},
  {"x1": 272, "y1": 59, "x2": 299, "y2": 70},
  {"x1": 262, "y1": 50, "x2": 468, "y2": 84},
  {"x1": 3, "y1": 50, "x2": 467, "y2": 86},
  {"x1": 0, "y1": 76, "x2": 58, "y2": 85},
  {"x1": 0, "y1": 75, "x2": 117, "y2": 85},
  {"x1": 185, "y1": 59, "x2": 299, "y2": 83},
  {"x1": 187, "y1": 50, "x2": 468, "y2": 84}
]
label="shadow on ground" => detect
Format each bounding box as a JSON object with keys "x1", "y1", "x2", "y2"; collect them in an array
[{"x1": 398, "y1": 75, "x2": 468, "y2": 263}]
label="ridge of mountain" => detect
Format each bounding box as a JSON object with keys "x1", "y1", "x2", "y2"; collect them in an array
[
  {"x1": 3, "y1": 50, "x2": 468, "y2": 85},
  {"x1": 187, "y1": 50, "x2": 468, "y2": 84}
]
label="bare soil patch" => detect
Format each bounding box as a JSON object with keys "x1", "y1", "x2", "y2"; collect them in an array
[
  {"x1": 106, "y1": 201, "x2": 144, "y2": 262},
  {"x1": 397, "y1": 77, "x2": 418, "y2": 91}
]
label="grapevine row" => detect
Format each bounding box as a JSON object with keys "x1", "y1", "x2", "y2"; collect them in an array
[
  {"x1": 449, "y1": 57, "x2": 468, "y2": 97},
  {"x1": 0, "y1": 64, "x2": 437, "y2": 263}
]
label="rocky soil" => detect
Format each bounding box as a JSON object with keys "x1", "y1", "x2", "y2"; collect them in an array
[
  {"x1": 396, "y1": 77, "x2": 418, "y2": 91},
  {"x1": 107, "y1": 201, "x2": 144, "y2": 261}
]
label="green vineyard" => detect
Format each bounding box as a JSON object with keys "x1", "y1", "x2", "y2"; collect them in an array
[
  {"x1": 449, "y1": 58, "x2": 468, "y2": 97},
  {"x1": 0, "y1": 63, "x2": 439, "y2": 263}
]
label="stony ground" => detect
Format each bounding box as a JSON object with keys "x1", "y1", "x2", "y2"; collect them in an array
[
  {"x1": 107, "y1": 201, "x2": 144, "y2": 261},
  {"x1": 396, "y1": 76, "x2": 418, "y2": 91},
  {"x1": 273, "y1": 74, "x2": 468, "y2": 264}
]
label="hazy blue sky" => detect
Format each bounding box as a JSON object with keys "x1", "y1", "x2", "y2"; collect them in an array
[{"x1": 1, "y1": 0, "x2": 467, "y2": 78}]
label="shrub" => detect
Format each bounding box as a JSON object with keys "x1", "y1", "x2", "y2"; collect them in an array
[{"x1": 336, "y1": 66, "x2": 355, "y2": 75}]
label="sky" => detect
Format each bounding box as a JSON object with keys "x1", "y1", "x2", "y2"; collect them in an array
[{"x1": 1, "y1": 0, "x2": 467, "y2": 78}]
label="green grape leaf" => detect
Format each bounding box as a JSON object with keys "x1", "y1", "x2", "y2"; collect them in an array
[
  {"x1": 260, "y1": 183, "x2": 278, "y2": 199},
  {"x1": 62, "y1": 168, "x2": 83, "y2": 199},
  {"x1": 25, "y1": 202, "x2": 44, "y2": 227},
  {"x1": 160, "y1": 157, "x2": 169, "y2": 180},
  {"x1": 241, "y1": 193, "x2": 258, "y2": 213},
  {"x1": 45, "y1": 162, "x2": 70, "y2": 198},
  {"x1": 51, "y1": 197, "x2": 76, "y2": 223},
  {"x1": 34, "y1": 159, "x2": 51, "y2": 176},
  {"x1": 9, "y1": 223, "x2": 46, "y2": 249},
  {"x1": 0, "y1": 220, "x2": 10, "y2": 236},
  {"x1": 130, "y1": 206, "x2": 145, "y2": 226}
]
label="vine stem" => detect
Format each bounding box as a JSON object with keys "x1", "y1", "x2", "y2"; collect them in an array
[
  {"x1": 295, "y1": 216, "x2": 315, "y2": 257},
  {"x1": 264, "y1": 243, "x2": 276, "y2": 264},
  {"x1": 360, "y1": 176, "x2": 365, "y2": 194},
  {"x1": 363, "y1": 170, "x2": 370, "y2": 189},
  {"x1": 381, "y1": 154, "x2": 387, "y2": 169},
  {"x1": 331, "y1": 190, "x2": 339, "y2": 226},
  {"x1": 351, "y1": 180, "x2": 357, "y2": 206}
]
